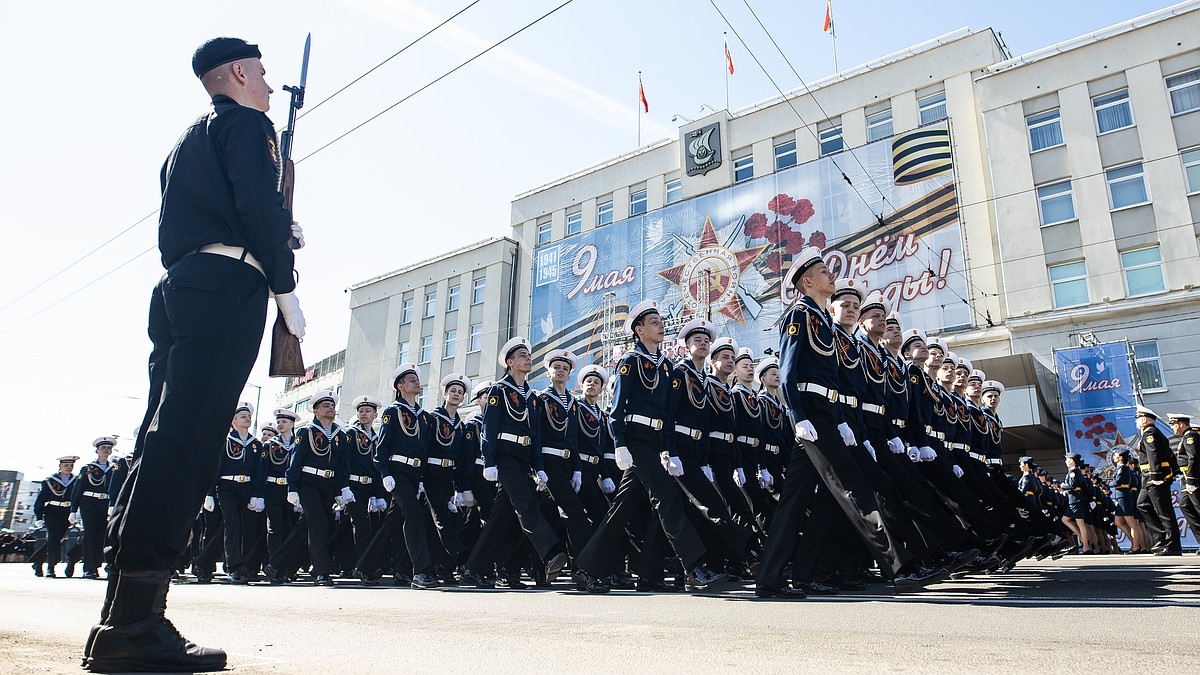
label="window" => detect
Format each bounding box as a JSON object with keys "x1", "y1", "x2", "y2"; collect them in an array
[
  {"x1": 918, "y1": 91, "x2": 947, "y2": 125},
  {"x1": 401, "y1": 298, "x2": 413, "y2": 324},
  {"x1": 471, "y1": 277, "x2": 486, "y2": 305},
  {"x1": 447, "y1": 285, "x2": 460, "y2": 312},
  {"x1": 566, "y1": 210, "x2": 582, "y2": 235},
  {"x1": 468, "y1": 323, "x2": 483, "y2": 353},
  {"x1": 866, "y1": 109, "x2": 893, "y2": 142},
  {"x1": 398, "y1": 342, "x2": 410, "y2": 364},
  {"x1": 417, "y1": 387, "x2": 428, "y2": 409},
  {"x1": 1036, "y1": 181, "x2": 1075, "y2": 226},
  {"x1": 1048, "y1": 261, "x2": 1089, "y2": 308},
  {"x1": 629, "y1": 189, "x2": 648, "y2": 216},
  {"x1": 1027, "y1": 109, "x2": 1063, "y2": 152},
  {"x1": 819, "y1": 126, "x2": 843, "y2": 156},
  {"x1": 1132, "y1": 339, "x2": 1166, "y2": 391},
  {"x1": 536, "y1": 217, "x2": 552, "y2": 245},
  {"x1": 444, "y1": 330, "x2": 457, "y2": 359},
  {"x1": 1106, "y1": 162, "x2": 1148, "y2": 209},
  {"x1": 1166, "y1": 69, "x2": 1200, "y2": 115},
  {"x1": 1182, "y1": 147, "x2": 1200, "y2": 193},
  {"x1": 665, "y1": 179, "x2": 683, "y2": 204},
  {"x1": 423, "y1": 291, "x2": 436, "y2": 318},
  {"x1": 419, "y1": 336, "x2": 433, "y2": 363},
  {"x1": 1120, "y1": 246, "x2": 1165, "y2": 296},
  {"x1": 1093, "y1": 89, "x2": 1133, "y2": 133},
  {"x1": 733, "y1": 154, "x2": 753, "y2": 182},
  {"x1": 597, "y1": 199, "x2": 614, "y2": 226},
  {"x1": 774, "y1": 140, "x2": 797, "y2": 171}
]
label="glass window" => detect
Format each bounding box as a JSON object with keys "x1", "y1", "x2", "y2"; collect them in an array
[
  {"x1": 417, "y1": 387, "x2": 428, "y2": 409},
  {"x1": 597, "y1": 199, "x2": 614, "y2": 226},
  {"x1": 819, "y1": 126, "x2": 843, "y2": 156},
  {"x1": 472, "y1": 277, "x2": 486, "y2": 305},
  {"x1": 419, "y1": 336, "x2": 433, "y2": 363},
  {"x1": 774, "y1": 140, "x2": 797, "y2": 171},
  {"x1": 566, "y1": 210, "x2": 582, "y2": 235},
  {"x1": 423, "y1": 291, "x2": 436, "y2": 318},
  {"x1": 398, "y1": 342, "x2": 410, "y2": 364},
  {"x1": 1027, "y1": 109, "x2": 1063, "y2": 152},
  {"x1": 866, "y1": 109, "x2": 893, "y2": 142},
  {"x1": 1120, "y1": 246, "x2": 1165, "y2": 296},
  {"x1": 447, "y1": 285, "x2": 460, "y2": 312},
  {"x1": 629, "y1": 189, "x2": 648, "y2": 216},
  {"x1": 1036, "y1": 181, "x2": 1075, "y2": 226},
  {"x1": 468, "y1": 323, "x2": 483, "y2": 353},
  {"x1": 1182, "y1": 147, "x2": 1200, "y2": 193},
  {"x1": 1106, "y1": 162, "x2": 1148, "y2": 209},
  {"x1": 401, "y1": 298, "x2": 413, "y2": 324},
  {"x1": 918, "y1": 91, "x2": 947, "y2": 125},
  {"x1": 665, "y1": 179, "x2": 683, "y2": 204},
  {"x1": 1093, "y1": 89, "x2": 1133, "y2": 134},
  {"x1": 536, "y1": 218, "x2": 552, "y2": 245},
  {"x1": 444, "y1": 330, "x2": 457, "y2": 359},
  {"x1": 733, "y1": 154, "x2": 753, "y2": 182},
  {"x1": 1166, "y1": 69, "x2": 1200, "y2": 115},
  {"x1": 1132, "y1": 339, "x2": 1165, "y2": 390},
  {"x1": 1048, "y1": 261, "x2": 1089, "y2": 308}
]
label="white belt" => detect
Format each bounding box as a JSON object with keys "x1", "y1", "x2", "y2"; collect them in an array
[
  {"x1": 349, "y1": 474, "x2": 374, "y2": 484},
  {"x1": 797, "y1": 382, "x2": 839, "y2": 402},
  {"x1": 838, "y1": 394, "x2": 858, "y2": 408},
  {"x1": 475, "y1": 457, "x2": 485, "y2": 466},
  {"x1": 862, "y1": 403, "x2": 885, "y2": 415},
  {"x1": 675, "y1": 424, "x2": 703, "y2": 440},
  {"x1": 736, "y1": 435, "x2": 760, "y2": 447},
  {"x1": 603, "y1": 453, "x2": 617, "y2": 460},
  {"x1": 948, "y1": 442, "x2": 968, "y2": 451},
  {"x1": 220, "y1": 474, "x2": 251, "y2": 483},
  {"x1": 427, "y1": 458, "x2": 455, "y2": 468},
  {"x1": 765, "y1": 443, "x2": 781, "y2": 455},
  {"x1": 925, "y1": 427, "x2": 945, "y2": 440},
  {"x1": 388, "y1": 454, "x2": 422, "y2": 467},
  {"x1": 46, "y1": 500, "x2": 72, "y2": 508},
  {"x1": 498, "y1": 433, "x2": 531, "y2": 446},
  {"x1": 968, "y1": 452, "x2": 986, "y2": 462},
  {"x1": 625, "y1": 414, "x2": 663, "y2": 431},
  {"x1": 82, "y1": 491, "x2": 108, "y2": 500},
  {"x1": 892, "y1": 419, "x2": 906, "y2": 428},
  {"x1": 301, "y1": 466, "x2": 335, "y2": 478},
  {"x1": 268, "y1": 477, "x2": 288, "y2": 485},
  {"x1": 709, "y1": 431, "x2": 733, "y2": 442},
  {"x1": 194, "y1": 244, "x2": 265, "y2": 277},
  {"x1": 579, "y1": 453, "x2": 601, "y2": 465},
  {"x1": 987, "y1": 458, "x2": 1003, "y2": 466},
  {"x1": 542, "y1": 447, "x2": 571, "y2": 459}
]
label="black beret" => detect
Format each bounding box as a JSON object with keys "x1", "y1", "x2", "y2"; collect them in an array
[{"x1": 192, "y1": 37, "x2": 261, "y2": 78}]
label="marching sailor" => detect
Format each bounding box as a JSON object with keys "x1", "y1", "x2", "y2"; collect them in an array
[
  {"x1": 71, "y1": 437, "x2": 118, "y2": 580},
  {"x1": 34, "y1": 455, "x2": 80, "y2": 578}
]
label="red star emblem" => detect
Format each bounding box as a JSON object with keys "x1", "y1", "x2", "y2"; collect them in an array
[{"x1": 657, "y1": 217, "x2": 766, "y2": 324}]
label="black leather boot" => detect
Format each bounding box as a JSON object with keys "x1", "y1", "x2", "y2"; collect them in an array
[
  {"x1": 84, "y1": 569, "x2": 226, "y2": 672},
  {"x1": 81, "y1": 570, "x2": 120, "y2": 666}
]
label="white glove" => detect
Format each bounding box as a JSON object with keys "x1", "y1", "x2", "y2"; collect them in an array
[
  {"x1": 837, "y1": 422, "x2": 857, "y2": 447},
  {"x1": 340, "y1": 487, "x2": 355, "y2": 504},
  {"x1": 416, "y1": 482, "x2": 425, "y2": 497},
  {"x1": 203, "y1": 496, "x2": 216, "y2": 512},
  {"x1": 461, "y1": 490, "x2": 477, "y2": 507},
  {"x1": 69, "y1": 512, "x2": 80, "y2": 525},
  {"x1": 107, "y1": 506, "x2": 115, "y2": 517},
  {"x1": 454, "y1": 492, "x2": 465, "y2": 509},
  {"x1": 758, "y1": 468, "x2": 774, "y2": 489},
  {"x1": 1149, "y1": 480, "x2": 1164, "y2": 486},
  {"x1": 373, "y1": 496, "x2": 388, "y2": 512},
  {"x1": 600, "y1": 477, "x2": 616, "y2": 494},
  {"x1": 733, "y1": 467, "x2": 746, "y2": 487},
  {"x1": 366, "y1": 498, "x2": 379, "y2": 513},
  {"x1": 274, "y1": 292, "x2": 306, "y2": 338},
  {"x1": 571, "y1": 471, "x2": 583, "y2": 492},
  {"x1": 1185, "y1": 484, "x2": 1198, "y2": 494},
  {"x1": 483, "y1": 466, "x2": 499, "y2": 482},
  {"x1": 293, "y1": 503, "x2": 304, "y2": 513},
  {"x1": 290, "y1": 220, "x2": 305, "y2": 249},
  {"x1": 701, "y1": 465, "x2": 715, "y2": 483},
  {"x1": 448, "y1": 499, "x2": 459, "y2": 513},
  {"x1": 906, "y1": 445, "x2": 920, "y2": 462},
  {"x1": 534, "y1": 470, "x2": 550, "y2": 491},
  {"x1": 952, "y1": 465, "x2": 964, "y2": 478},
  {"x1": 919, "y1": 446, "x2": 936, "y2": 461},
  {"x1": 34, "y1": 519, "x2": 44, "y2": 529},
  {"x1": 382, "y1": 475, "x2": 397, "y2": 492},
  {"x1": 615, "y1": 446, "x2": 634, "y2": 471},
  {"x1": 660, "y1": 452, "x2": 684, "y2": 477},
  {"x1": 286, "y1": 492, "x2": 301, "y2": 507},
  {"x1": 888, "y1": 437, "x2": 904, "y2": 454},
  {"x1": 248, "y1": 497, "x2": 265, "y2": 512},
  {"x1": 795, "y1": 420, "x2": 818, "y2": 443},
  {"x1": 863, "y1": 440, "x2": 877, "y2": 461}
]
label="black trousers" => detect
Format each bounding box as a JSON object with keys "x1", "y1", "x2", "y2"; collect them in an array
[
  {"x1": 673, "y1": 445, "x2": 754, "y2": 564},
  {"x1": 193, "y1": 506, "x2": 224, "y2": 576},
  {"x1": 215, "y1": 481, "x2": 257, "y2": 572},
  {"x1": 358, "y1": 465, "x2": 433, "y2": 576},
  {"x1": 1179, "y1": 487, "x2": 1200, "y2": 541},
  {"x1": 346, "y1": 481, "x2": 376, "y2": 563},
  {"x1": 43, "y1": 512, "x2": 70, "y2": 568},
  {"x1": 756, "y1": 442, "x2": 819, "y2": 588},
  {"x1": 708, "y1": 446, "x2": 757, "y2": 532},
  {"x1": 79, "y1": 500, "x2": 107, "y2": 573},
  {"x1": 254, "y1": 482, "x2": 293, "y2": 569},
  {"x1": 106, "y1": 254, "x2": 267, "y2": 572},
  {"x1": 541, "y1": 457, "x2": 594, "y2": 556},
  {"x1": 422, "y1": 466, "x2": 465, "y2": 563},
  {"x1": 465, "y1": 456, "x2": 560, "y2": 572},
  {"x1": 917, "y1": 443, "x2": 1006, "y2": 538},
  {"x1": 298, "y1": 482, "x2": 336, "y2": 575},
  {"x1": 1137, "y1": 480, "x2": 1181, "y2": 551}
]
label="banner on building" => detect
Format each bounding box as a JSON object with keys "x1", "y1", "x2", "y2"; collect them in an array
[
  {"x1": 1054, "y1": 342, "x2": 1136, "y2": 414},
  {"x1": 529, "y1": 123, "x2": 971, "y2": 387}
]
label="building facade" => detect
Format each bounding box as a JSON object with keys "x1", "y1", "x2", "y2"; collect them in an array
[{"x1": 275, "y1": 349, "x2": 345, "y2": 423}]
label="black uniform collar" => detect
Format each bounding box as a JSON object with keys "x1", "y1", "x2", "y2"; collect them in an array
[
  {"x1": 50, "y1": 474, "x2": 75, "y2": 487},
  {"x1": 542, "y1": 386, "x2": 574, "y2": 411},
  {"x1": 732, "y1": 382, "x2": 756, "y2": 396},
  {"x1": 678, "y1": 358, "x2": 707, "y2": 385},
  {"x1": 632, "y1": 340, "x2": 665, "y2": 366},
  {"x1": 799, "y1": 294, "x2": 832, "y2": 327},
  {"x1": 228, "y1": 428, "x2": 255, "y2": 446},
  {"x1": 497, "y1": 374, "x2": 531, "y2": 397},
  {"x1": 352, "y1": 420, "x2": 377, "y2": 439},
  {"x1": 430, "y1": 406, "x2": 460, "y2": 425}
]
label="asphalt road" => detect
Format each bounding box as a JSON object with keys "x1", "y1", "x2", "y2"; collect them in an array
[{"x1": 1, "y1": 555, "x2": 1197, "y2": 673}]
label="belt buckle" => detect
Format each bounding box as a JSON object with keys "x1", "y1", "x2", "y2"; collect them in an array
[
  {"x1": 828, "y1": 388, "x2": 839, "y2": 404},
  {"x1": 520, "y1": 436, "x2": 530, "y2": 447},
  {"x1": 413, "y1": 458, "x2": 422, "y2": 467},
  {"x1": 563, "y1": 450, "x2": 571, "y2": 459},
  {"x1": 691, "y1": 430, "x2": 701, "y2": 441},
  {"x1": 651, "y1": 418, "x2": 663, "y2": 431},
  {"x1": 322, "y1": 469, "x2": 333, "y2": 479},
  {"x1": 236, "y1": 475, "x2": 249, "y2": 483},
  {"x1": 591, "y1": 455, "x2": 599, "y2": 464}
]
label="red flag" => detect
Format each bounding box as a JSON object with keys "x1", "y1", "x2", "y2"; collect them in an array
[
  {"x1": 724, "y1": 35, "x2": 735, "y2": 75},
  {"x1": 823, "y1": 0, "x2": 834, "y2": 35},
  {"x1": 639, "y1": 76, "x2": 648, "y2": 113}
]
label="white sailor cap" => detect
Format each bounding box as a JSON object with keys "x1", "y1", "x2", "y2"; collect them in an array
[
  {"x1": 624, "y1": 300, "x2": 659, "y2": 334},
  {"x1": 470, "y1": 380, "x2": 493, "y2": 401},
  {"x1": 968, "y1": 369, "x2": 986, "y2": 383},
  {"x1": 498, "y1": 336, "x2": 531, "y2": 367},
  {"x1": 440, "y1": 373, "x2": 472, "y2": 393},
  {"x1": 1167, "y1": 413, "x2": 1191, "y2": 425},
  {"x1": 260, "y1": 424, "x2": 278, "y2": 434},
  {"x1": 1135, "y1": 405, "x2": 1157, "y2": 420},
  {"x1": 900, "y1": 328, "x2": 927, "y2": 352},
  {"x1": 943, "y1": 351, "x2": 958, "y2": 367},
  {"x1": 885, "y1": 311, "x2": 902, "y2": 327},
  {"x1": 830, "y1": 278, "x2": 865, "y2": 303},
  {"x1": 391, "y1": 362, "x2": 420, "y2": 385},
  {"x1": 274, "y1": 408, "x2": 301, "y2": 421},
  {"x1": 784, "y1": 246, "x2": 825, "y2": 289},
  {"x1": 926, "y1": 337, "x2": 947, "y2": 353},
  {"x1": 58, "y1": 455, "x2": 80, "y2": 463},
  {"x1": 578, "y1": 364, "x2": 610, "y2": 387},
  {"x1": 310, "y1": 389, "x2": 339, "y2": 411},
  {"x1": 982, "y1": 380, "x2": 1005, "y2": 395},
  {"x1": 708, "y1": 336, "x2": 739, "y2": 360},
  {"x1": 954, "y1": 355, "x2": 973, "y2": 372},
  {"x1": 352, "y1": 395, "x2": 382, "y2": 410},
  {"x1": 92, "y1": 436, "x2": 118, "y2": 448},
  {"x1": 233, "y1": 402, "x2": 255, "y2": 417},
  {"x1": 859, "y1": 291, "x2": 890, "y2": 318},
  {"x1": 754, "y1": 357, "x2": 779, "y2": 384},
  {"x1": 543, "y1": 349, "x2": 578, "y2": 372},
  {"x1": 735, "y1": 347, "x2": 755, "y2": 363},
  {"x1": 678, "y1": 318, "x2": 715, "y2": 344}
]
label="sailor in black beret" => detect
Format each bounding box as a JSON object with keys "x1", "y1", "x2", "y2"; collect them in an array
[{"x1": 192, "y1": 37, "x2": 262, "y2": 78}]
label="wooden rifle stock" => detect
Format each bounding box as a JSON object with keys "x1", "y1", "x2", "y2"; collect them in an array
[{"x1": 269, "y1": 157, "x2": 305, "y2": 378}]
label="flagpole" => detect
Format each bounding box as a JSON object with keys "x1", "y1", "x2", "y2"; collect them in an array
[
  {"x1": 723, "y1": 32, "x2": 730, "y2": 111},
  {"x1": 830, "y1": 1, "x2": 839, "y2": 73},
  {"x1": 637, "y1": 71, "x2": 642, "y2": 146}
]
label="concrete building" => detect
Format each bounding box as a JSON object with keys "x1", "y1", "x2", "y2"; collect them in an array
[
  {"x1": 341, "y1": 237, "x2": 520, "y2": 419},
  {"x1": 275, "y1": 349, "x2": 345, "y2": 423},
  {"x1": 9, "y1": 478, "x2": 40, "y2": 532},
  {"x1": 1, "y1": 470, "x2": 26, "y2": 530}
]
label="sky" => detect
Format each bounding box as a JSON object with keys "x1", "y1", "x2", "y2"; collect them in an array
[{"x1": 0, "y1": 0, "x2": 1177, "y2": 480}]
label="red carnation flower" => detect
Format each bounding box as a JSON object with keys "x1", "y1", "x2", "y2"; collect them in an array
[
  {"x1": 789, "y1": 199, "x2": 815, "y2": 225},
  {"x1": 768, "y1": 194, "x2": 796, "y2": 215},
  {"x1": 1084, "y1": 430, "x2": 1093, "y2": 439},
  {"x1": 1074, "y1": 430, "x2": 1083, "y2": 439},
  {"x1": 766, "y1": 251, "x2": 784, "y2": 274},
  {"x1": 1104, "y1": 422, "x2": 1117, "y2": 433},
  {"x1": 809, "y1": 231, "x2": 827, "y2": 249},
  {"x1": 1093, "y1": 438, "x2": 1101, "y2": 447},
  {"x1": 1083, "y1": 416, "x2": 1094, "y2": 426},
  {"x1": 745, "y1": 212, "x2": 769, "y2": 239}
]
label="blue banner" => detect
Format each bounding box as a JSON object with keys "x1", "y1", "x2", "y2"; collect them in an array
[{"x1": 1054, "y1": 343, "x2": 1136, "y2": 414}]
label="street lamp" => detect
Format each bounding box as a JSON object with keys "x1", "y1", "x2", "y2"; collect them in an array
[{"x1": 243, "y1": 383, "x2": 263, "y2": 433}]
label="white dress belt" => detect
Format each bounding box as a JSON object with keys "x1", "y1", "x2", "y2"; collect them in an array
[{"x1": 194, "y1": 244, "x2": 265, "y2": 277}]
